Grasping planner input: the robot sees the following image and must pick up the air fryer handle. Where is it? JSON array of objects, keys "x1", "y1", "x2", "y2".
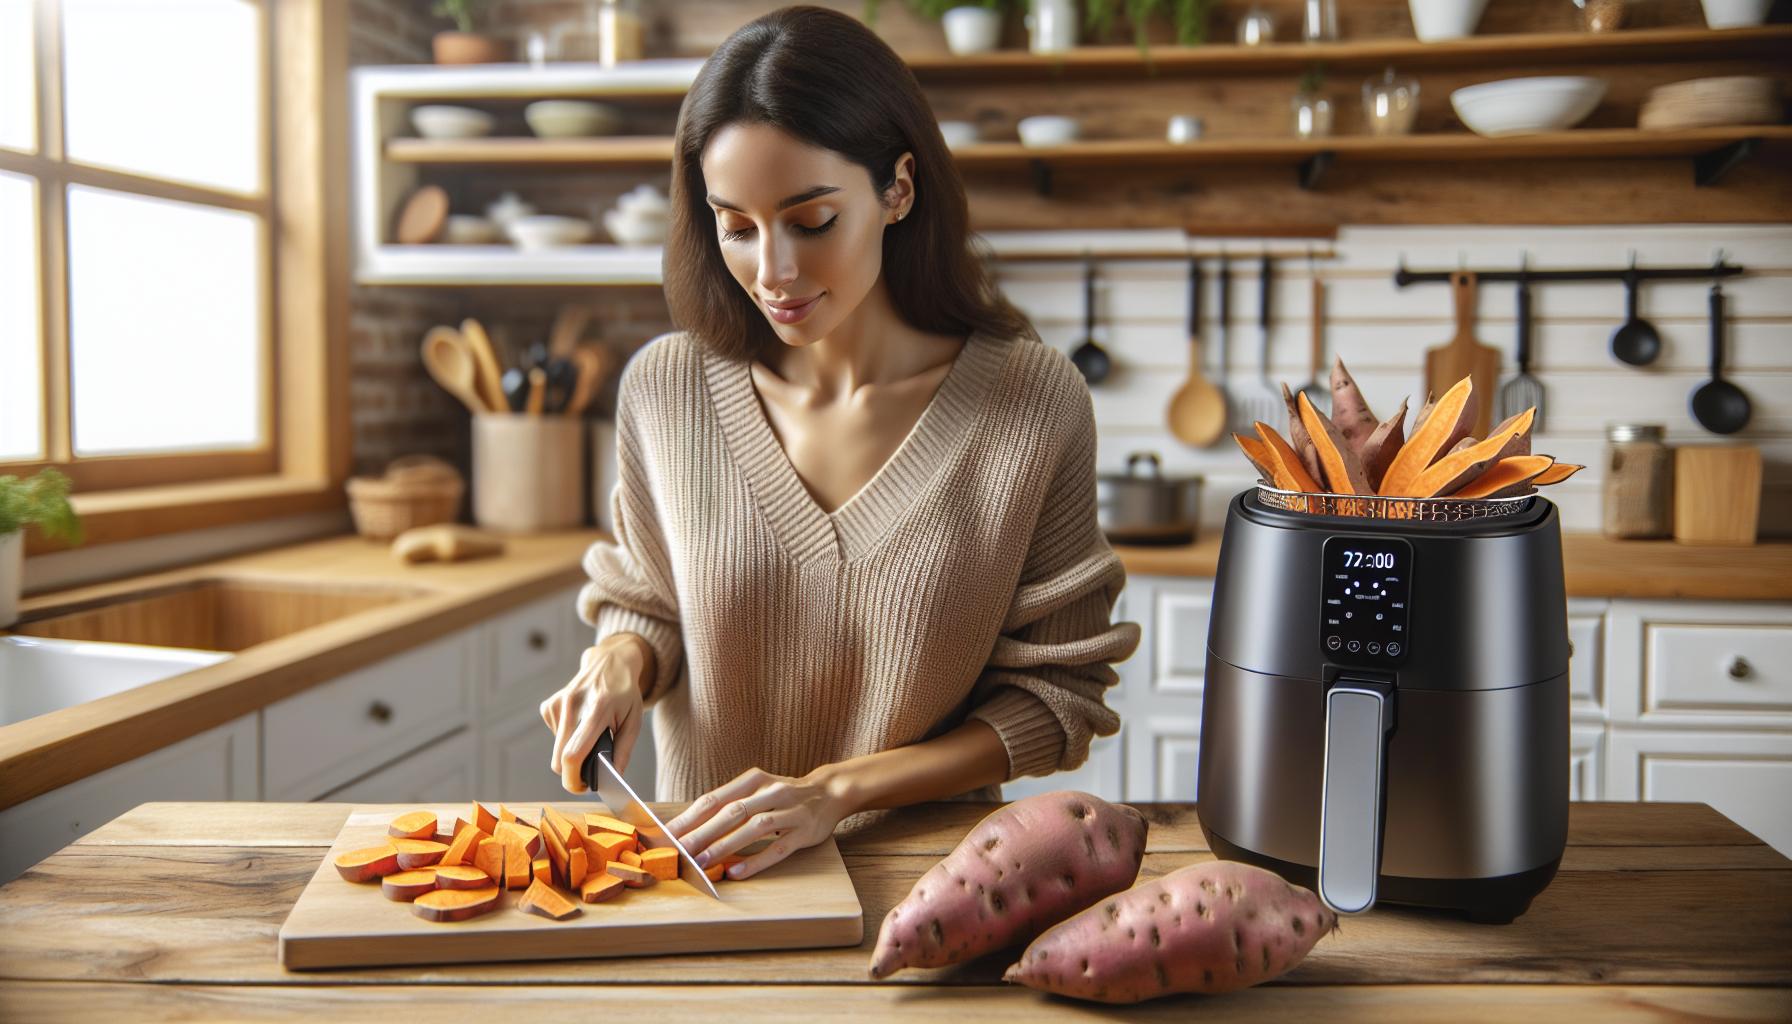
[{"x1": 1318, "y1": 678, "x2": 1394, "y2": 915}]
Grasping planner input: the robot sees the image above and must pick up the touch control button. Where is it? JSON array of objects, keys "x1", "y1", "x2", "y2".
[
  {"x1": 1327, "y1": 635, "x2": 1342, "y2": 651},
  {"x1": 1367, "y1": 641, "x2": 1381, "y2": 654},
  {"x1": 1346, "y1": 640, "x2": 1361, "y2": 653},
  {"x1": 1386, "y1": 642, "x2": 1401, "y2": 656}
]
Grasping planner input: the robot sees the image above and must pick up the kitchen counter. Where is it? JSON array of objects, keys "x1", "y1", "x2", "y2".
[
  {"x1": 0, "y1": 530, "x2": 607, "y2": 811},
  {"x1": 0, "y1": 800, "x2": 1785, "y2": 1019},
  {"x1": 1113, "y1": 531, "x2": 1792, "y2": 601}
]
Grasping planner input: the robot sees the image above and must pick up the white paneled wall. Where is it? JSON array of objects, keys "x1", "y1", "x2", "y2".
[{"x1": 990, "y1": 224, "x2": 1792, "y2": 535}]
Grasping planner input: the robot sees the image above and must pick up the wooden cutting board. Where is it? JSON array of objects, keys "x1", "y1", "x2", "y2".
[
  {"x1": 278, "y1": 802, "x2": 864, "y2": 970},
  {"x1": 1424, "y1": 270, "x2": 1500, "y2": 439}
]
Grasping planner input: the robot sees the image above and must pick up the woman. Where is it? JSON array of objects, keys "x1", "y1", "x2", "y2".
[{"x1": 540, "y1": 5, "x2": 1139, "y2": 882}]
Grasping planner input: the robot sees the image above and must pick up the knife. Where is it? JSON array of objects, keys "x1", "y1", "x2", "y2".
[{"x1": 581, "y1": 728, "x2": 722, "y2": 899}]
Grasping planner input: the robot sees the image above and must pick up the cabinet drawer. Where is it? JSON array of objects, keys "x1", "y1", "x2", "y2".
[
  {"x1": 1605, "y1": 730, "x2": 1792, "y2": 859},
  {"x1": 487, "y1": 589, "x2": 577, "y2": 706},
  {"x1": 1645, "y1": 623, "x2": 1792, "y2": 715},
  {"x1": 1566, "y1": 600, "x2": 1605, "y2": 716},
  {"x1": 1153, "y1": 584, "x2": 1212, "y2": 696},
  {"x1": 319, "y1": 727, "x2": 480, "y2": 805},
  {"x1": 263, "y1": 632, "x2": 473, "y2": 801}
]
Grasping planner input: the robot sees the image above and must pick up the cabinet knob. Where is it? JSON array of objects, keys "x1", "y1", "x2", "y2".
[
  {"x1": 368, "y1": 700, "x2": 394, "y2": 724},
  {"x1": 1726, "y1": 657, "x2": 1752, "y2": 681},
  {"x1": 528, "y1": 630, "x2": 548, "y2": 651}
]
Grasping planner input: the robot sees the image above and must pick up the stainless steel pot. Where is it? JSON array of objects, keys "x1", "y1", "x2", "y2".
[{"x1": 1096, "y1": 451, "x2": 1202, "y2": 545}]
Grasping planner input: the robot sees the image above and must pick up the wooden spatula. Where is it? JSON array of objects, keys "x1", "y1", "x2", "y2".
[{"x1": 1425, "y1": 271, "x2": 1500, "y2": 438}]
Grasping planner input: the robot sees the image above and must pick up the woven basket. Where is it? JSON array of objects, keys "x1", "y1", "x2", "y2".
[{"x1": 346, "y1": 455, "x2": 466, "y2": 540}]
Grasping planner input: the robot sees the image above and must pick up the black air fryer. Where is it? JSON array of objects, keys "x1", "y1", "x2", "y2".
[{"x1": 1196, "y1": 487, "x2": 1569, "y2": 924}]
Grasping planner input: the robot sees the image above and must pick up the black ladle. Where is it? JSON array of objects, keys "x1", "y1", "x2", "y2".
[
  {"x1": 1689, "y1": 281, "x2": 1751, "y2": 435},
  {"x1": 1610, "y1": 267, "x2": 1661, "y2": 366},
  {"x1": 1069, "y1": 261, "x2": 1111, "y2": 385}
]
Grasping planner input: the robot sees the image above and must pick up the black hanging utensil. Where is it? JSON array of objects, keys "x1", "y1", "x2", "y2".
[
  {"x1": 1496, "y1": 261, "x2": 1545, "y2": 427},
  {"x1": 1610, "y1": 262, "x2": 1662, "y2": 367},
  {"x1": 1069, "y1": 259, "x2": 1111, "y2": 385},
  {"x1": 1689, "y1": 281, "x2": 1751, "y2": 435}
]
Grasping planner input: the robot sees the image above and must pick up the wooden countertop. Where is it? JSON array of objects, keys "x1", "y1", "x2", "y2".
[
  {"x1": 0, "y1": 530, "x2": 607, "y2": 812},
  {"x1": 1114, "y1": 531, "x2": 1792, "y2": 601},
  {"x1": 0, "y1": 800, "x2": 1784, "y2": 1019}
]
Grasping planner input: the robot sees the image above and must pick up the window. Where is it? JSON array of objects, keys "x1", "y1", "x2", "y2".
[{"x1": 1, "y1": 0, "x2": 276, "y2": 490}]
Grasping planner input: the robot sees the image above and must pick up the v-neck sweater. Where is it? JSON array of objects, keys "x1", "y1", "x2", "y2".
[{"x1": 575, "y1": 329, "x2": 1141, "y2": 825}]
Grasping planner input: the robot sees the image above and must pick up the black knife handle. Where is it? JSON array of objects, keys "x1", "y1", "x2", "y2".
[{"x1": 580, "y1": 727, "x2": 616, "y2": 794}]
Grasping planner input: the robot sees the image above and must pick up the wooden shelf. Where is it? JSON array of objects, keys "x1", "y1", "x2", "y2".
[
  {"x1": 904, "y1": 25, "x2": 1792, "y2": 80},
  {"x1": 355, "y1": 244, "x2": 664, "y2": 286},
  {"x1": 386, "y1": 135, "x2": 674, "y2": 165}
]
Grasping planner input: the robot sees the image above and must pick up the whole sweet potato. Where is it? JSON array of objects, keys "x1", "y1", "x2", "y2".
[
  {"x1": 866, "y1": 791, "x2": 1148, "y2": 979},
  {"x1": 1002, "y1": 860, "x2": 1338, "y2": 1004}
]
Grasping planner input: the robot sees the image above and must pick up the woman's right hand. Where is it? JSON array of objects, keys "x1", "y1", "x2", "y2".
[{"x1": 540, "y1": 632, "x2": 653, "y2": 794}]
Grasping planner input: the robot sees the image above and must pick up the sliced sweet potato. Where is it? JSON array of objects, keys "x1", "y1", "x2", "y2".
[
  {"x1": 413, "y1": 886, "x2": 500, "y2": 923},
  {"x1": 1380, "y1": 376, "x2": 1476, "y2": 497},
  {"x1": 433, "y1": 865, "x2": 492, "y2": 891},
  {"x1": 471, "y1": 801, "x2": 498, "y2": 836},
  {"x1": 568, "y1": 846, "x2": 589, "y2": 889},
  {"x1": 541, "y1": 805, "x2": 578, "y2": 848},
  {"x1": 1532, "y1": 462, "x2": 1584, "y2": 486},
  {"x1": 1280, "y1": 384, "x2": 1325, "y2": 483},
  {"x1": 580, "y1": 872, "x2": 626, "y2": 903},
  {"x1": 1358, "y1": 397, "x2": 1408, "y2": 492},
  {"x1": 473, "y1": 836, "x2": 504, "y2": 884},
  {"x1": 1328, "y1": 356, "x2": 1379, "y2": 451},
  {"x1": 495, "y1": 820, "x2": 544, "y2": 859},
  {"x1": 606, "y1": 861, "x2": 654, "y2": 888},
  {"x1": 640, "y1": 847, "x2": 680, "y2": 882},
  {"x1": 1254, "y1": 422, "x2": 1323, "y2": 493},
  {"x1": 499, "y1": 804, "x2": 519, "y2": 825},
  {"x1": 589, "y1": 830, "x2": 636, "y2": 859},
  {"x1": 392, "y1": 838, "x2": 449, "y2": 870},
  {"x1": 1449, "y1": 455, "x2": 1555, "y2": 499},
  {"x1": 441, "y1": 824, "x2": 486, "y2": 868},
  {"x1": 1408, "y1": 419, "x2": 1528, "y2": 499},
  {"x1": 542, "y1": 814, "x2": 571, "y2": 883},
  {"x1": 381, "y1": 868, "x2": 438, "y2": 902},
  {"x1": 387, "y1": 811, "x2": 437, "y2": 840},
  {"x1": 1232, "y1": 433, "x2": 1280, "y2": 485},
  {"x1": 1487, "y1": 407, "x2": 1535, "y2": 458},
  {"x1": 335, "y1": 843, "x2": 399, "y2": 883},
  {"x1": 704, "y1": 856, "x2": 744, "y2": 882},
  {"x1": 519, "y1": 878, "x2": 582, "y2": 920},
  {"x1": 1297, "y1": 392, "x2": 1371, "y2": 495},
  {"x1": 620, "y1": 848, "x2": 643, "y2": 868},
  {"x1": 532, "y1": 857, "x2": 552, "y2": 887},
  {"x1": 504, "y1": 838, "x2": 532, "y2": 890},
  {"x1": 585, "y1": 813, "x2": 637, "y2": 840}
]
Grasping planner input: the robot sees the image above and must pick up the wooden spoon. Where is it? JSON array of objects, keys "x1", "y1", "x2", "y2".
[
  {"x1": 564, "y1": 344, "x2": 610, "y2": 417},
  {"x1": 1168, "y1": 258, "x2": 1225, "y2": 447},
  {"x1": 459, "y1": 317, "x2": 509, "y2": 414},
  {"x1": 420, "y1": 326, "x2": 488, "y2": 414}
]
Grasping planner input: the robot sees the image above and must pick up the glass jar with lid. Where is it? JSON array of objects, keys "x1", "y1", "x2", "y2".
[{"x1": 1602, "y1": 423, "x2": 1674, "y2": 539}]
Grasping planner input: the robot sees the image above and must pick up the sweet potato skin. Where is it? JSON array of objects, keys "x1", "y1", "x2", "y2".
[
  {"x1": 867, "y1": 791, "x2": 1148, "y2": 980},
  {"x1": 1002, "y1": 860, "x2": 1338, "y2": 1004}
]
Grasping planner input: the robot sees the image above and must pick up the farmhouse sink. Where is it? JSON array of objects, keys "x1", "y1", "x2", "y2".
[
  {"x1": 5, "y1": 577, "x2": 432, "y2": 652},
  {"x1": 0, "y1": 636, "x2": 233, "y2": 728}
]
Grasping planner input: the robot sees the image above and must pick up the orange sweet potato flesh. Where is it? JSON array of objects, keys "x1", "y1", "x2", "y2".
[
  {"x1": 1328, "y1": 356, "x2": 1379, "y2": 451},
  {"x1": 580, "y1": 872, "x2": 626, "y2": 903},
  {"x1": 495, "y1": 820, "x2": 544, "y2": 859},
  {"x1": 433, "y1": 864, "x2": 492, "y2": 890},
  {"x1": 382, "y1": 868, "x2": 438, "y2": 902},
  {"x1": 441, "y1": 824, "x2": 487, "y2": 868},
  {"x1": 474, "y1": 836, "x2": 504, "y2": 885},
  {"x1": 585, "y1": 813, "x2": 637, "y2": 840},
  {"x1": 1380, "y1": 376, "x2": 1476, "y2": 497},
  {"x1": 1297, "y1": 392, "x2": 1371, "y2": 495},
  {"x1": 1232, "y1": 433, "x2": 1280, "y2": 485},
  {"x1": 606, "y1": 861, "x2": 655, "y2": 888},
  {"x1": 335, "y1": 844, "x2": 400, "y2": 883},
  {"x1": 1279, "y1": 384, "x2": 1325, "y2": 483},
  {"x1": 640, "y1": 847, "x2": 680, "y2": 882},
  {"x1": 1409, "y1": 408, "x2": 1533, "y2": 499},
  {"x1": 1532, "y1": 462, "x2": 1583, "y2": 486},
  {"x1": 568, "y1": 846, "x2": 589, "y2": 888},
  {"x1": 1253, "y1": 423, "x2": 1322, "y2": 493},
  {"x1": 413, "y1": 886, "x2": 500, "y2": 923},
  {"x1": 387, "y1": 811, "x2": 437, "y2": 840},
  {"x1": 1450, "y1": 455, "x2": 1555, "y2": 499},
  {"x1": 471, "y1": 801, "x2": 498, "y2": 836},
  {"x1": 1358, "y1": 397, "x2": 1407, "y2": 492},
  {"x1": 532, "y1": 857, "x2": 553, "y2": 887},
  {"x1": 519, "y1": 878, "x2": 582, "y2": 920},
  {"x1": 504, "y1": 839, "x2": 532, "y2": 890},
  {"x1": 392, "y1": 838, "x2": 449, "y2": 870}
]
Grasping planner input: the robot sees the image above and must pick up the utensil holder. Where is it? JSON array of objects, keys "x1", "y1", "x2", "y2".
[{"x1": 472, "y1": 413, "x2": 585, "y2": 532}]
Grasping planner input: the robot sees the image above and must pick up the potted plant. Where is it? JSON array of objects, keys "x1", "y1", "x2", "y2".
[
  {"x1": 864, "y1": 0, "x2": 1018, "y2": 56},
  {"x1": 0, "y1": 469, "x2": 82, "y2": 628},
  {"x1": 1084, "y1": 0, "x2": 1213, "y2": 56},
  {"x1": 431, "y1": 0, "x2": 511, "y2": 65}
]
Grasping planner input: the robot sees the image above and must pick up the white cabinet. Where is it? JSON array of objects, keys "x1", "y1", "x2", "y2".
[
  {"x1": 1605, "y1": 729, "x2": 1792, "y2": 856},
  {"x1": 262, "y1": 629, "x2": 475, "y2": 801},
  {"x1": 319, "y1": 727, "x2": 481, "y2": 805},
  {"x1": 0, "y1": 713, "x2": 257, "y2": 885}
]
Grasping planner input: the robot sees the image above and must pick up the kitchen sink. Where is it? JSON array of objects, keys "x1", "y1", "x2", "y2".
[
  {"x1": 0, "y1": 636, "x2": 233, "y2": 728},
  {"x1": 5, "y1": 577, "x2": 432, "y2": 652}
]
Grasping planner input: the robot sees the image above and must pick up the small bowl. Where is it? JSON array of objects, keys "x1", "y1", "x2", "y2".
[
  {"x1": 1017, "y1": 115, "x2": 1080, "y2": 148},
  {"x1": 603, "y1": 209, "x2": 667, "y2": 247},
  {"x1": 938, "y1": 120, "x2": 978, "y2": 149},
  {"x1": 506, "y1": 214, "x2": 593, "y2": 250},
  {"x1": 524, "y1": 100, "x2": 621, "y2": 138},
  {"x1": 615, "y1": 184, "x2": 669, "y2": 217},
  {"x1": 1450, "y1": 76, "x2": 1607, "y2": 137},
  {"x1": 442, "y1": 214, "x2": 502, "y2": 244},
  {"x1": 411, "y1": 104, "x2": 494, "y2": 139}
]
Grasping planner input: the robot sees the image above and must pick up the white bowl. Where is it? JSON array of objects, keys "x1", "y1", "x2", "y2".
[
  {"x1": 1699, "y1": 0, "x2": 1772, "y2": 27},
  {"x1": 1408, "y1": 0, "x2": 1490, "y2": 42},
  {"x1": 1450, "y1": 76, "x2": 1607, "y2": 137},
  {"x1": 938, "y1": 120, "x2": 978, "y2": 149},
  {"x1": 603, "y1": 209, "x2": 667, "y2": 247},
  {"x1": 615, "y1": 184, "x2": 669, "y2": 217},
  {"x1": 1018, "y1": 115, "x2": 1080, "y2": 148},
  {"x1": 505, "y1": 214, "x2": 592, "y2": 250},
  {"x1": 411, "y1": 104, "x2": 494, "y2": 139},
  {"x1": 524, "y1": 99, "x2": 621, "y2": 138},
  {"x1": 485, "y1": 190, "x2": 536, "y2": 231},
  {"x1": 442, "y1": 214, "x2": 502, "y2": 244}
]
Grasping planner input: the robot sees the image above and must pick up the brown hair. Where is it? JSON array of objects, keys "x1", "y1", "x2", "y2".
[{"x1": 662, "y1": 5, "x2": 1036, "y2": 362}]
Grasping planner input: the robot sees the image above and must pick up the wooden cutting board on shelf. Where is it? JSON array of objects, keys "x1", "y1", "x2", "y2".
[
  {"x1": 1424, "y1": 270, "x2": 1500, "y2": 439},
  {"x1": 278, "y1": 802, "x2": 864, "y2": 970}
]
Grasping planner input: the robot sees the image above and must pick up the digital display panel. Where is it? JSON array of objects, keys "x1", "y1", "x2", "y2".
[{"x1": 1320, "y1": 536, "x2": 1412, "y2": 664}]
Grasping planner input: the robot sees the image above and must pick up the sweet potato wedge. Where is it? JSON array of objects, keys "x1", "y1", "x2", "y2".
[
  {"x1": 1379, "y1": 376, "x2": 1476, "y2": 497},
  {"x1": 1254, "y1": 422, "x2": 1323, "y2": 492},
  {"x1": 335, "y1": 843, "x2": 400, "y2": 883},
  {"x1": 580, "y1": 872, "x2": 625, "y2": 903},
  {"x1": 1297, "y1": 392, "x2": 1371, "y2": 495},
  {"x1": 1328, "y1": 356, "x2": 1379, "y2": 451},
  {"x1": 433, "y1": 865, "x2": 492, "y2": 891},
  {"x1": 585, "y1": 813, "x2": 638, "y2": 840},
  {"x1": 392, "y1": 838, "x2": 449, "y2": 871},
  {"x1": 387, "y1": 811, "x2": 437, "y2": 840},
  {"x1": 1532, "y1": 462, "x2": 1584, "y2": 486},
  {"x1": 1279, "y1": 384, "x2": 1325, "y2": 483},
  {"x1": 606, "y1": 861, "x2": 655, "y2": 888},
  {"x1": 381, "y1": 868, "x2": 438, "y2": 902},
  {"x1": 441, "y1": 824, "x2": 487, "y2": 868},
  {"x1": 1232, "y1": 433, "x2": 1280, "y2": 485},
  {"x1": 413, "y1": 886, "x2": 500, "y2": 923},
  {"x1": 640, "y1": 847, "x2": 680, "y2": 882},
  {"x1": 519, "y1": 878, "x2": 581, "y2": 920},
  {"x1": 1409, "y1": 410, "x2": 1532, "y2": 499},
  {"x1": 471, "y1": 801, "x2": 498, "y2": 836},
  {"x1": 1449, "y1": 455, "x2": 1555, "y2": 499},
  {"x1": 1357, "y1": 397, "x2": 1408, "y2": 491}
]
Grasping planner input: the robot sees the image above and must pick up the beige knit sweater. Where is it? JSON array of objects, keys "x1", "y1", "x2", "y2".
[{"x1": 575, "y1": 328, "x2": 1140, "y2": 818}]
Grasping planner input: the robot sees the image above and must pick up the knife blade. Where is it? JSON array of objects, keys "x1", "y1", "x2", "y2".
[{"x1": 581, "y1": 728, "x2": 722, "y2": 899}]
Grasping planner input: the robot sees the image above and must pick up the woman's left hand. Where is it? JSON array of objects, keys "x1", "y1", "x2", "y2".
[{"x1": 663, "y1": 766, "x2": 852, "y2": 881}]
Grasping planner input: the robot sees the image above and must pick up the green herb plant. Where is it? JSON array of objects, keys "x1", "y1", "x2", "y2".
[
  {"x1": 0, "y1": 468, "x2": 82, "y2": 544},
  {"x1": 431, "y1": 0, "x2": 494, "y2": 34}
]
